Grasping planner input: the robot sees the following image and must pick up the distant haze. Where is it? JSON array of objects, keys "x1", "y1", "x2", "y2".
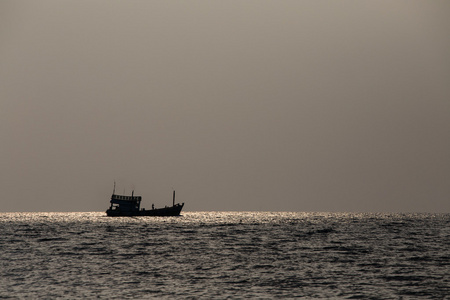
[{"x1": 1, "y1": 1, "x2": 449, "y2": 212}]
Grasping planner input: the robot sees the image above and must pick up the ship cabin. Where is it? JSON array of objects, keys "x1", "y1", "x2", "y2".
[{"x1": 109, "y1": 191, "x2": 142, "y2": 212}]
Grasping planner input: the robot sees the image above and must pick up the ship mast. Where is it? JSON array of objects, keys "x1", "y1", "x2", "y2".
[{"x1": 173, "y1": 190, "x2": 175, "y2": 206}]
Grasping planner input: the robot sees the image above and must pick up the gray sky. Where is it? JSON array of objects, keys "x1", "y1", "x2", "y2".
[{"x1": 1, "y1": 1, "x2": 449, "y2": 213}]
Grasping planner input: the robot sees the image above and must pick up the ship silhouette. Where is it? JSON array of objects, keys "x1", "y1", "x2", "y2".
[{"x1": 106, "y1": 184, "x2": 184, "y2": 217}]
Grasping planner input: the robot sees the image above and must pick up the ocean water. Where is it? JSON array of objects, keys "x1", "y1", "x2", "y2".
[{"x1": 0, "y1": 212, "x2": 449, "y2": 299}]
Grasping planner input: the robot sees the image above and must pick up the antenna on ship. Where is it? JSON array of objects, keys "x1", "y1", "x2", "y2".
[
  {"x1": 173, "y1": 190, "x2": 175, "y2": 206},
  {"x1": 113, "y1": 181, "x2": 116, "y2": 195}
]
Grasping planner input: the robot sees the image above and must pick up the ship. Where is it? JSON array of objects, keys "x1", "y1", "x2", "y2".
[{"x1": 106, "y1": 185, "x2": 184, "y2": 217}]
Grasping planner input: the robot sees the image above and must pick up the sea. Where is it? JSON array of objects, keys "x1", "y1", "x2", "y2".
[{"x1": 0, "y1": 212, "x2": 449, "y2": 299}]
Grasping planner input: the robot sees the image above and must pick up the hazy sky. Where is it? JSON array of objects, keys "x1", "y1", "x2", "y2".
[{"x1": 1, "y1": 1, "x2": 449, "y2": 213}]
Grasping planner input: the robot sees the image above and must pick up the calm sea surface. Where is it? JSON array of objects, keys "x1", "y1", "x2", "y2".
[{"x1": 0, "y1": 212, "x2": 449, "y2": 299}]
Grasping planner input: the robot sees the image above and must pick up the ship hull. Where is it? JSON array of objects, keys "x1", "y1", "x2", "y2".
[{"x1": 106, "y1": 203, "x2": 184, "y2": 217}]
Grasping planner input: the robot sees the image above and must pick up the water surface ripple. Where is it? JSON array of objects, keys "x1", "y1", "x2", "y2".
[{"x1": 0, "y1": 212, "x2": 449, "y2": 298}]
